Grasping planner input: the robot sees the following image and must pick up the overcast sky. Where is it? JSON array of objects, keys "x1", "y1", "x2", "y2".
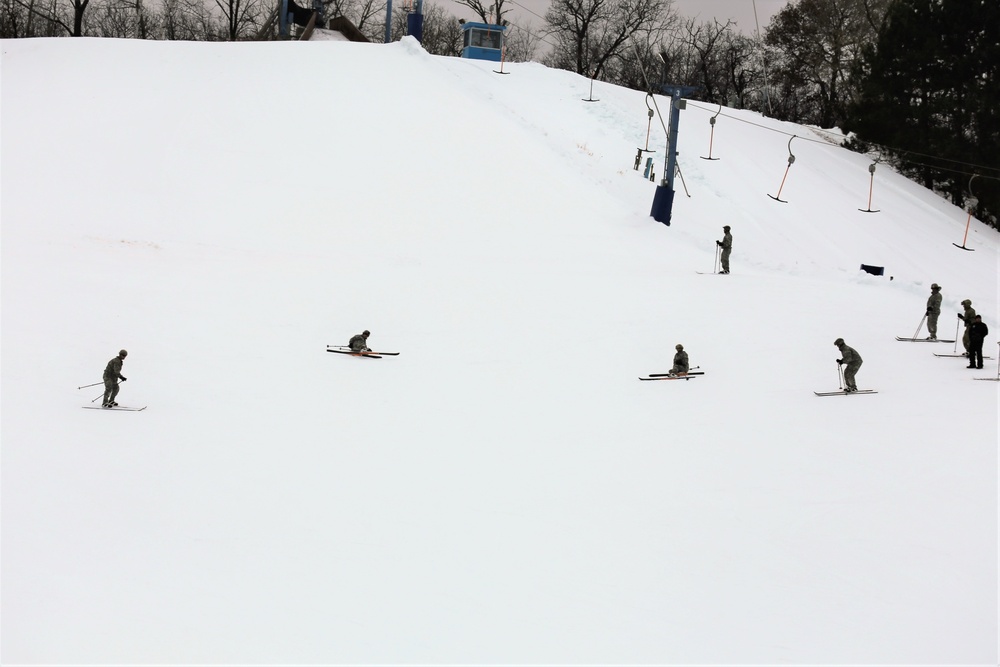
[
  {"x1": 671, "y1": 0, "x2": 786, "y2": 32},
  {"x1": 445, "y1": 0, "x2": 788, "y2": 37}
]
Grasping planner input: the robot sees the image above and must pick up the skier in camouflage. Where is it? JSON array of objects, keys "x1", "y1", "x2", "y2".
[
  {"x1": 349, "y1": 330, "x2": 371, "y2": 352},
  {"x1": 716, "y1": 225, "x2": 732, "y2": 274},
  {"x1": 670, "y1": 344, "x2": 689, "y2": 376},
  {"x1": 958, "y1": 300, "x2": 976, "y2": 356},
  {"x1": 834, "y1": 338, "x2": 862, "y2": 392},
  {"x1": 925, "y1": 283, "x2": 942, "y2": 340},
  {"x1": 102, "y1": 349, "x2": 128, "y2": 407}
]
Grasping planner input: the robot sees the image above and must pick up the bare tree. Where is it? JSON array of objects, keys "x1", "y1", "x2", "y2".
[
  {"x1": 543, "y1": 0, "x2": 674, "y2": 82},
  {"x1": 90, "y1": 0, "x2": 157, "y2": 37},
  {"x1": 328, "y1": 0, "x2": 385, "y2": 40},
  {"x1": 10, "y1": 0, "x2": 86, "y2": 35},
  {"x1": 415, "y1": 3, "x2": 462, "y2": 55},
  {"x1": 764, "y1": 0, "x2": 890, "y2": 127},
  {"x1": 1, "y1": 0, "x2": 63, "y2": 36},
  {"x1": 502, "y1": 21, "x2": 541, "y2": 62},
  {"x1": 452, "y1": 0, "x2": 508, "y2": 25},
  {"x1": 680, "y1": 18, "x2": 734, "y2": 103},
  {"x1": 158, "y1": 0, "x2": 211, "y2": 39},
  {"x1": 67, "y1": 0, "x2": 88, "y2": 33},
  {"x1": 213, "y1": 0, "x2": 265, "y2": 39}
]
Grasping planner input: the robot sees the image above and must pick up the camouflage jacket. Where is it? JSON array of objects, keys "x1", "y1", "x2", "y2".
[
  {"x1": 837, "y1": 343, "x2": 862, "y2": 366},
  {"x1": 103, "y1": 356, "x2": 125, "y2": 382},
  {"x1": 926, "y1": 291, "x2": 942, "y2": 315},
  {"x1": 671, "y1": 350, "x2": 689, "y2": 373}
]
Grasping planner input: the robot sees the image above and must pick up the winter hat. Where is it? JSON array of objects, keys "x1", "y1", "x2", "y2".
[
  {"x1": 961, "y1": 299, "x2": 972, "y2": 306},
  {"x1": 834, "y1": 338, "x2": 844, "y2": 346},
  {"x1": 675, "y1": 344, "x2": 684, "y2": 350},
  {"x1": 931, "y1": 283, "x2": 940, "y2": 290},
  {"x1": 723, "y1": 225, "x2": 731, "y2": 231},
  {"x1": 119, "y1": 349, "x2": 128, "y2": 357},
  {"x1": 362, "y1": 330, "x2": 370, "y2": 336}
]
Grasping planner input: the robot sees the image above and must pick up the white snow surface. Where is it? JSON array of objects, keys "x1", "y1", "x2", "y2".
[{"x1": 1, "y1": 37, "x2": 998, "y2": 664}]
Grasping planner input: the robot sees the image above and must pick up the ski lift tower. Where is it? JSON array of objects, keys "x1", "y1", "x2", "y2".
[
  {"x1": 650, "y1": 84, "x2": 698, "y2": 226},
  {"x1": 407, "y1": 0, "x2": 423, "y2": 41}
]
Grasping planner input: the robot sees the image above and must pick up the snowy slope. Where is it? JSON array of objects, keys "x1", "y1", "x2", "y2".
[{"x1": 1, "y1": 37, "x2": 997, "y2": 664}]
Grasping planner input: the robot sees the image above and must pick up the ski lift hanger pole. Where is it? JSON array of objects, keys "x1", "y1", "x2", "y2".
[
  {"x1": 701, "y1": 104, "x2": 722, "y2": 160},
  {"x1": 639, "y1": 93, "x2": 655, "y2": 151},
  {"x1": 859, "y1": 154, "x2": 880, "y2": 213},
  {"x1": 767, "y1": 135, "x2": 797, "y2": 203},
  {"x1": 583, "y1": 70, "x2": 599, "y2": 101},
  {"x1": 954, "y1": 173, "x2": 979, "y2": 251}
]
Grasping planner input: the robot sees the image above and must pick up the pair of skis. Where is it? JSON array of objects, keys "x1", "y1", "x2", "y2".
[
  {"x1": 942, "y1": 349, "x2": 999, "y2": 378},
  {"x1": 326, "y1": 345, "x2": 399, "y2": 359},
  {"x1": 82, "y1": 405, "x2": 146, "y2": 411},
  {"x1": 814, "y1": 361, "x2": 878, "y2": 396},
  {"x1": 638, "y1": 371, "x2": 704, "y2": 381},
  {"x1": 903, "y1": 334, "x2": 996, "y2": 372},
  {"x1": 933, "y1": 353, "x2": 993, "y2": 359}
]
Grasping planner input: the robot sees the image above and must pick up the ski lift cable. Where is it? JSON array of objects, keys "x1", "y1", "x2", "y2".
[{"x1": 682, "y1": 100, "x2": 1000, "y2": 180}]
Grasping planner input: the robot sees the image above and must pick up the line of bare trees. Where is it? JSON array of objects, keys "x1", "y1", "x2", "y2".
[
  {"x1": 0, "y1": 0, "x2": 947, "y2": 137},
  {"x1": 1, "y1": 0, "x2": 270, "y2": 39}
]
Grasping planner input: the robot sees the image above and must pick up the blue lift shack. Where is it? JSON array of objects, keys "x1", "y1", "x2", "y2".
[{"x1": 460, "y1": 22, "x2": 505, "y2": 62}]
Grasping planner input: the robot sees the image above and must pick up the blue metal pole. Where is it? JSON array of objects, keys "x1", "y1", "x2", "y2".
[
  {"x1": 384, "y1": 0, "x2": 392, "y2": 43},
  {"x1": 407, "y1": 0, "x2": 423, "y2": 41},
  {"x1": 665, "y1": 89, "x2": 681, "y2": 191},
  {"x1": 279, "y1": 0, "x2": 289, "y2": 37},
  {"x1": 650, "y1": 84, "x2": 697, "y2": 226}
]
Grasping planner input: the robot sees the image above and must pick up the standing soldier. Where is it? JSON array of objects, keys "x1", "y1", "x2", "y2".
[
  {"x1": 925, "y1": 283, "x2": 942, "y2": 340},
  {"x1": 670, "y1": 344, "x2": 690, "y2": 376},
  {"x1": 958, "y1": 299, "x2": 977, "y2": 356},
  {"x1": 716, "y1": 225, "x2": 733, "y2": 274},
  {"x1": 968, "y1": 315, "x2": 989, "y2": 369},
  {"x1": 834, "y1": 338, "x2": 863, "y2": 393},
  {"x1": 349, "y1": 330, "x2": 372, "y2": 353},
  {"x1": 102, "y1": 349, "x2": 128, "y2": 408}
]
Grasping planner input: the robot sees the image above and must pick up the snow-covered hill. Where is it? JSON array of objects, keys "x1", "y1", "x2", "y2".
[{"x1": 1, "y1": 36, "x2": 997, "y2": 663}]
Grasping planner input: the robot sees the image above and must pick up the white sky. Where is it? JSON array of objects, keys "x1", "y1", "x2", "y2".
[{"x1": 445, "y1": 0, "x2": 787, "y2": 35}]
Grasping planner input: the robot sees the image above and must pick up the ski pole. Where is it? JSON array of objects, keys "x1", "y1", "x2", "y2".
[
  {"x1": 837, "y1": 362, "x2": 844, "y2": 390},
  {"x1": 92, "y1": 390, "x2": 106, "y2": 403},
  {"x1": 953, "y1": 319, "x2": 961, "y2": 354},
  {"x1": 77, "y1": 381, "x2": 103, "y2": 390},
  {"x1": 714, "y1": 244, "x2": 720, "y2": 273},
  {"x1": 911, "y1": 314, "x2": 927, "y2": 340}
]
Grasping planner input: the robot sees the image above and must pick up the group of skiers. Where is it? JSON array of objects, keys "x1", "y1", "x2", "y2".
[
  {"x1": 700, "y1": 225, "x2": 991, "y2": 392},
  {"x1": 953, "y1": 294, "x2": 990, "y2": 369},
  {"x1": 95, "y1": 330, "x2": 375, "y2": 409},
  {"x1": 653, "y1": 226, "x2": 728, "y2": 378},
  {"x1": 834, "y1": 285, "x2": 988, "y2": 395},
  {"x1": 925, "y1": 283, "x2": 989, "y2": 367},
  {"x1": 95, "y1": 253, "x2": 990, "y2": 404},
  {"x1": 832, "y1": 285, "x2": 990, "y2": 393}
]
